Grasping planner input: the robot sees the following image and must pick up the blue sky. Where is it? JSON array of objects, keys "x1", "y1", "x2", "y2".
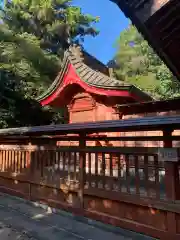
[{"x1": 73, "y1": 0, "x2": 129, "y2": 64}]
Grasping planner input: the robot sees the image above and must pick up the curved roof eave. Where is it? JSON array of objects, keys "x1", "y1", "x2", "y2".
[
  {"x1": 37, "y1": 45, "x2": 153, "y2": 104},
  {"x1": 37, "y1": 52, "x2": 69, "y2": 102}
]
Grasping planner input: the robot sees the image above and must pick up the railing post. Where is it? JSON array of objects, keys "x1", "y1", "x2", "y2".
[
  {"x1": 78, "y1": 133, "x2": 86, "y2": 209},
  {"x1": 163, "y1": 129, "x2": 179, "y2": 200},
  {"x1": 163, "y1": 129, "x2": 179, "y2": 235},
  {"x1": 27, "y1": 140, "x2": 33, "y2": 200}
]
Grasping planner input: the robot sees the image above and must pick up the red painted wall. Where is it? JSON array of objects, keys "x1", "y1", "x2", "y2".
[
  {"x1": 68, "y1": 92, "x2": 96, "y2": 123},
  {"x1": 67, "y1": 91, "x2": 124, "y2": 124}
]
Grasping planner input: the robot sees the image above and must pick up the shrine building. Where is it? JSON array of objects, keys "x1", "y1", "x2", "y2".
[{"x1": 38, "y1": 45, "x2": 152, "y2": 124}]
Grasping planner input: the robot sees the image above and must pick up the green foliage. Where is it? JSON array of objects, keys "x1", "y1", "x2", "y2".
[
  {"x1": 1, "y1": 0, "x2": 99, "y2": 55},
  {"x1": 0, "y1": 0, "x2": 99, "y2": 128},
  {"x1": 0, "y1": 25, "x2": 59, "y2": 97},
  {"x1": 0, "y1": 71, "x2": 65, "y2": 128},
  {"x1": 114, "y1": 24, "x2": 180, "y2": 99}
]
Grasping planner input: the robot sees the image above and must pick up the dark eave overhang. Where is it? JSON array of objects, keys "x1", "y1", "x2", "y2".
[
  {"x1": 111, "y1": 0, "x2": 180, "y2": 81},
  {"x1": 117, "y1": 97, "x2": 180, "y2": 115}
]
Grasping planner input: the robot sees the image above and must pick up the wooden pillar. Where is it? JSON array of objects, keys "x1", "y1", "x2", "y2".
[
  {"x1": 163, "y1": 130, "x2": 179, "y2": 200},
  {"x1": 27, "y1": 140, "x2": 32, "y2": 200},
  {"x1": 27, "y1": 141, "x2": 32, "y2": 171},
  {"x1": 163, "y1": 129, "x2": 179, "y2": 235},
  {"x1": 78, "y1": 133, "x2": 86, "y2": 208}
]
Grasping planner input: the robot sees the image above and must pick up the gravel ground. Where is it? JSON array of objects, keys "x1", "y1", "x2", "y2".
[
  {"x1": 0, "y1": 223, "x2": 34, "y2": 240},
  {"x1": 0, "y1": 193, "x2": 156, "y2": 240}
]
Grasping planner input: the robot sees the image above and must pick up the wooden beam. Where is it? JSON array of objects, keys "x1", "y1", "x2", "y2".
[{"x1": 0, "y1": 114, "x2": 180, "y2": 136}]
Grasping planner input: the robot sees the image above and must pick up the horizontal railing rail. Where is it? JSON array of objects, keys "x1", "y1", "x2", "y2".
[
  {"x1": 0, "y1": 115, "x2": 180, "y2": 136},
  {"x1": 1, "y1": 135, "x2": 180, "y2": 141},
  {"x1": 0, "y1": 145, "x2": 160, "y2": 152}
]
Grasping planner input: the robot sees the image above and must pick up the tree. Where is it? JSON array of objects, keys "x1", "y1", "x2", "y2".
[
  {"x1": 114, "y1": 24, "x2": 180, "y2": 99},
  {"x1": 0, "y1": 0, "x2": 99, "y2": 127},
  {"x1": 0, "y1": 70, "x2": 66, "y2": 128},
  {"x1": 1, "y1": 0, "x2": 99, "y2": 55},
  {"x1": 0, "y1": 24, "x2": 59, "y2": 97}
]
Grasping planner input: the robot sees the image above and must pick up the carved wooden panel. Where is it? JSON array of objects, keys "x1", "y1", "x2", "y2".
[
  {"x1": 69, "y1": 93, "x2": 95, "y2": 112},
  {"x1": 71, "y1": 110, "x2": 94, "y2": 123},
  {"x1": 68, "y1": 92, "x2": 96, "y2": 123}
]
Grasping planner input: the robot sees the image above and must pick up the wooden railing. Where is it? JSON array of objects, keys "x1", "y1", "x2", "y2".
[
  {"x1": 0, "y1": 145, "x2": 165, "y2": 198},
  {"x1": 0, "y1": 115, "x2": 180, "y2": 239}
]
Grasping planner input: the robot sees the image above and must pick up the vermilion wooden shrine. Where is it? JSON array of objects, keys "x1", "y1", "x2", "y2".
[{"x1": 38, "y1": 45, "x2": 152, "y2": 124}]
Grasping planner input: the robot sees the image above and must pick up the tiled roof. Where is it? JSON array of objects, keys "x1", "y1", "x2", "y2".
[
  {"x1": 38, "y1": 45, "x2": 152, "y2": 102},
  {"x1": 65, "y1": 45, "x2": 131, "y2": 89}
]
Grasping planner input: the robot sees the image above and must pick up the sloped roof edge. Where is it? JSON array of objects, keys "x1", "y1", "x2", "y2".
[{"x1": 37, "y1": 45, "x2": 153, "y2": 103}]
